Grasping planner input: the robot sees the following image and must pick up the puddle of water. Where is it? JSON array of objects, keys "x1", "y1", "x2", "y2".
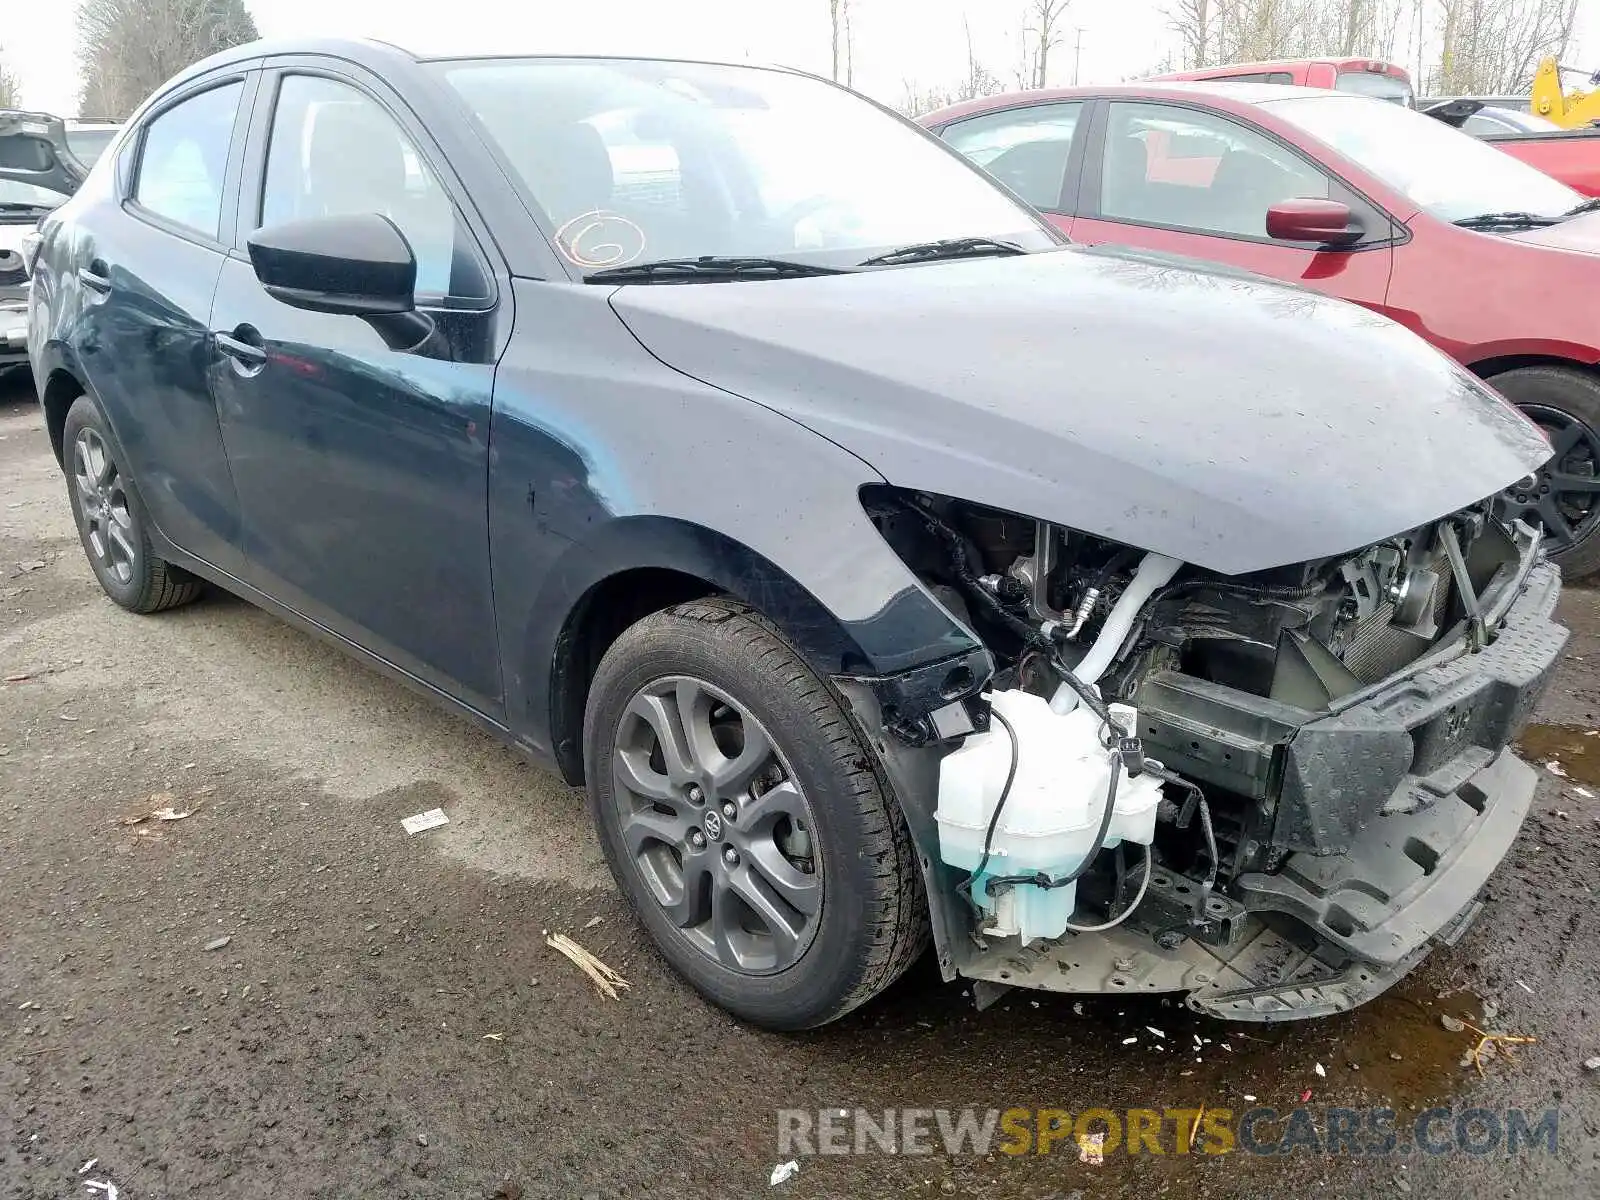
[{"x1": 1515, "y1": 723, "x2": 1600, "y2": 787}]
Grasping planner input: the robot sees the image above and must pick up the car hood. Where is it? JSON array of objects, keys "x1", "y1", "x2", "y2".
[
  {"x1": 608, "y1": 246, "x2": 1550, "y2": 575},
  {"x1": 1505, "y1": 209, "x2": 1600, "y2": 256}
]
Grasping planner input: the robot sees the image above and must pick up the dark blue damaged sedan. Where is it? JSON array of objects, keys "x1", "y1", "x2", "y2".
[{"x1": 17, "y1": 38, "x2": 1562, "y2": 1029}]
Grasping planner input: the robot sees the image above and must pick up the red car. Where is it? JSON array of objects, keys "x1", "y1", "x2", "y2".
[
  {"x1": 1424, "y1": 99, "x2": 1600, "y2": 196},
  {"x1": 921, "y1": 82, "x2": 1600, "y2": 573},
  {"x1": 1153, "y1": 57, "x2": 1415, "y2": 105}
]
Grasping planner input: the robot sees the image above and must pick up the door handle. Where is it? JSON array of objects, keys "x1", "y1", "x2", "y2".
[
  {"x1": 78, "y1": 263, "x2": 111, "y2": 293},
  {"x1": 214, "y1": 328, "x2": 268, "y2": 375}
]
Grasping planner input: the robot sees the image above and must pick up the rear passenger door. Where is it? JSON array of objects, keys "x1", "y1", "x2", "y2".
[
  {"x1": 207, "y1": 62, "x2": 506, "y2": 717},
  {"x1": 936, "y1": 101, "x2": 1087, "y2": 235},
  {"x1": 65, "y1": 72, "x2": 257, "y2": 577},
  {"x1": 1072, "y1": 100, "x2": 1394, "y2": 309}
]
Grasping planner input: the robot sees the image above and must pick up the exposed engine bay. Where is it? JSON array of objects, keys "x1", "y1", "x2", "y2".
[{"x1": 860, "y1": 486, "x2": 1563, "y2": 1020}]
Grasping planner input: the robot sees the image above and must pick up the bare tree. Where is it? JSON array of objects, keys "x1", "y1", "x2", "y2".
[
  {"x1": 1434, "y1": 0, "x2": 1578, "y2": 93},
  {"x1": 76, "y1": 0, "x2": 258, "y2": 119},
  {"x1": 1167, "y1": 0, "x2": 1216, "y2": 68},
  {"x1": 0, "y1": 49, "x2": 21, "y2": 110},
  {"x1": 828, "y1": 0, "x2": 857, "y2": 84},
  {"x1": 1021, "y1": 0, "x2": 1072, "y2": 88},
  {"x1": 1168, "y1": 0, "x2": 1408, "y2": 70},
  {"x1": 895, "y1": 18, "x2": 1008, "y2": 117},
  {"x1": 844, "y1": 0, "x2": 855, "y2": 87}
]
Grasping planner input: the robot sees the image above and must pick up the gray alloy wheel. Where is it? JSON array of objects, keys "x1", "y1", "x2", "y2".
[
  {"x1": 60, "y1": 395, "x2": 202, "y2": 614},
  {"x1": 584, "y1": 597, "x2": 928, "y2": 1029},
  {"x1": 72, "y1": 427, "x2": 138, "y2": 586},
  {"x1": 611, "y1": 675, "x2": 822, "y2": 975}
]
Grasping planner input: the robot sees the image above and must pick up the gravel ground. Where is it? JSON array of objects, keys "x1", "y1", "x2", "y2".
[{"x1": 2, "y1": 374, "x2": 1598, "y2": 1199}]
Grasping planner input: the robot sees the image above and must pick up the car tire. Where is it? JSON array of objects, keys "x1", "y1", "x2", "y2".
[
  {"x1": 1489, "y1": 365, "x2": 1600, "y2": 579},
  {"x1": 583, "y1": 596, "x2": 929, "y2": 1030},
  {"x1": 61, "y1": 395, "x2": 203, "y2": 614}
]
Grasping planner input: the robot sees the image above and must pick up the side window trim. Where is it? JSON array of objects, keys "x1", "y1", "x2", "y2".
[
  {"x1": 234, "y1": 61, "x2": 498, "y2": 312},
  {"x1": 1084, "y1": 99, "x2": 1400, "y2": 250},
  {"x1": 124, "y1": 70, "x2": 261, "y2": 252}
]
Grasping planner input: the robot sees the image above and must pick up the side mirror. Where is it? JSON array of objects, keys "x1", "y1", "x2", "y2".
[
  {"x1": 1265, "y1": 198, "x2": 1365, "y2": 247},
  {"x1": 247, "y1": 213, "x2": 444, "y2": 355}
]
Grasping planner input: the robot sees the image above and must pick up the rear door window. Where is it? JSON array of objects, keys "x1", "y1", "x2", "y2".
[
  {"x1": 134, "y1": 82, "x2": 244, "y2": 239},
  {"x1": 940, "y1": 102, "x2": 1084, "y2": 212}
]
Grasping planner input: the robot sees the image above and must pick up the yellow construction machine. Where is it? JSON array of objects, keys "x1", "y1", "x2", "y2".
[{"x1": 1531, "y1": 57, "x2": 1600, "y2": 128}]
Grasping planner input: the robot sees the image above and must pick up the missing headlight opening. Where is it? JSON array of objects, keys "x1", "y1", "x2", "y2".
[{"x1": 861, "y1": 486, "x2": 1561, "y2": 1022}]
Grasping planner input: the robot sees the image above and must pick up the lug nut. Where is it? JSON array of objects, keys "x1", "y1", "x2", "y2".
[
  {"x1": 721, "y1": 801, "x2": 736, "y2": 820},
  {"x1": 722, "y1": 847, "x2": 739, "y2": 867},
  {"x1": 687, "y1": 785, "x2": 704, "y2": 804},
  {"x1": 689, "y1": 830, "x2": 706, "y2": 849}
]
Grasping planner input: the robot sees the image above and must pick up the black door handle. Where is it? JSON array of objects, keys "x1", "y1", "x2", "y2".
[
  {"x1": 214, "y1": 330, "x2": 267, "y2": 367},
  {"x1": 78, "y1": 263, "x2": 111, "y2": 293}
]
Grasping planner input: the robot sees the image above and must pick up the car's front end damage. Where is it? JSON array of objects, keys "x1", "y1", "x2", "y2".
[
  {"x1": 842, "y1": 491, "x2": 1562, "y2": 1022},
  {"x1": 608, "y1": 244, "x2": 1563, "y2": 1022}
]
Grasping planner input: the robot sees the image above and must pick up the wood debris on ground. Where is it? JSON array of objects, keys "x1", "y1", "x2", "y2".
[{"x1": 545, "y1": 932, "x2": 629, "y2": 999}]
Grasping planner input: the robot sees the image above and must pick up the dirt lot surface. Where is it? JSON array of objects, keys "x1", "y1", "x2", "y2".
[{"x1": 2, "y1": 374, "x2": 1598, "y2": 1199}]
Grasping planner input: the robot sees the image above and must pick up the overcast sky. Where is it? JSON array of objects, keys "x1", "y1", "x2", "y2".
[{"x1": 4, "y1": 0, "x2": 1599, "y2": 117}]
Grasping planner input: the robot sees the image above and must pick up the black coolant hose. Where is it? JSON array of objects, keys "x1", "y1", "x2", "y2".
[{"x1": 903, "y1": 500, "x2": 1055, "y2": 651}]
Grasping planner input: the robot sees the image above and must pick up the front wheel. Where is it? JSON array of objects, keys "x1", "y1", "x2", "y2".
[
  {"x1": 583, "y1": 597, "x2": 928, "y2": 1029},
  {"x1": 1490, "y1": 365, "x2": 1600, "y2": 578}
]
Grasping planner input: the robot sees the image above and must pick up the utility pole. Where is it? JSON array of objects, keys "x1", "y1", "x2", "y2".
[{"x1": 1072, "y1": 27, "x2": 1086, "y2": 86}]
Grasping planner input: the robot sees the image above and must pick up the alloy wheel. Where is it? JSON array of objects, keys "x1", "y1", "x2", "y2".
[
  {"x1": 72, "y1": 428, "x2": 136, "y2": 586},
  {"x1": 610, "y1": 675, "x2": 822, "y2": 975},
  {"x1": 1499, "y1": 404, "x2": 1600, "y2": 552}
]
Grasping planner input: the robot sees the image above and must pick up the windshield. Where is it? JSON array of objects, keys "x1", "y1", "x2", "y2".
[
  {"x1": 1333, "y1": 70, "x2": 1414, "y2": 106},
  {"x1": 433, "y1": 58, "x2": 1056, "y2": 271},
  {"x1": 1270, "y1": 94, "x2": 1581, "y2": 222}
]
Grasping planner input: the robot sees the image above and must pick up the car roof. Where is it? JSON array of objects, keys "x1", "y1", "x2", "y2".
[
  {"x1": 918, "y1": 80, "x2": 1356, "y2": 126},
  {"x1": 164, "y1": 37, "x2": 808, "y2": 95}
]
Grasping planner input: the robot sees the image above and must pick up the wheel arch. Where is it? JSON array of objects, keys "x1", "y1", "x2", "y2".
[
  {"x1": 1467, "y1": 352, "x2": 1600, "y2": 384},
  {"x1": 531, "y1": 516, "x2": 885, "y2": 787},
  {"x1": 40, "y1": 365, "x2": 88, "y2": 468}
]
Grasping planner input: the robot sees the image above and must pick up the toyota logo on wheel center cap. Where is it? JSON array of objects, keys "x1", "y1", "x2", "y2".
[{"x1": 703, "y1": 810, "x2": 723, "y2": 841}]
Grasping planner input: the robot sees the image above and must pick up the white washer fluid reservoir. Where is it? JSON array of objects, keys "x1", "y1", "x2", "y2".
[{"x1": 936, "y1": 689, "x2": 1163, "y2": 943}]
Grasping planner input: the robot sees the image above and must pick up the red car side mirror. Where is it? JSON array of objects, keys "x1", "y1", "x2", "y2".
[{"x1": 1266, "y1": 198, "x2": 1365, "y2": 247}]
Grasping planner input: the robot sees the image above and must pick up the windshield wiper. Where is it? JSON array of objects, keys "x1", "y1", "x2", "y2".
[
  {"x1": 858, "y1": 236, "x2": 1026, "y2": 266},
  {"x1": 1453, "y1": 211, "x2": 1561, "y2": 230},
  {"x1": 583, "y1": 256, "x2": 850, "y2": 284},
  {"x1": 0, "y1": 202, "x2": 53, "y2": 213},
  {"x1": 1563, "y1": 196, "x2": 1600, "y2": 217}
]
